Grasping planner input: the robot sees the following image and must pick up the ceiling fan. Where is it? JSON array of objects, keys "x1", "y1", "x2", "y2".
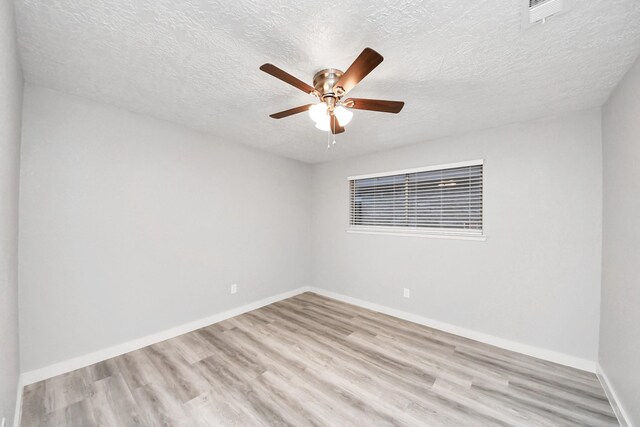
[{"x1": 259, "y1": 48, "x2": 404, "y2": 138}]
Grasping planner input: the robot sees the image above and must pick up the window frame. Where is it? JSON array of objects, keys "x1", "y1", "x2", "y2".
[{"x1": 347, "y1": 160, "x2": 486, "y2": 241}]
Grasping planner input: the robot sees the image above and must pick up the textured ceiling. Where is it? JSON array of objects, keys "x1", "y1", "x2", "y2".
[{"x1": 14, "y1": 0, "x2": 640, "y2": 163}]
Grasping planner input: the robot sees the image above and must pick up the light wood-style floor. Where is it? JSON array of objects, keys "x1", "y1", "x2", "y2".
[{"x1": 21, "y1": 292, "x2": 618, "y2": 426}]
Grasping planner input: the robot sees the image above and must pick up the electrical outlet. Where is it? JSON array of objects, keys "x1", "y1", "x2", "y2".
[
  {"x1": 230, "y1": 283, "x2": 237, "y2": 294},
  {"x1": 403, "y1": 288, "x2": 410, "y2": 298}
]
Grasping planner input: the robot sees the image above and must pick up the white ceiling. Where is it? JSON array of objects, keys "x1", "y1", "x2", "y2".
[{"x1": 14, "y1": 0, "x2": 640, "y2": 163}]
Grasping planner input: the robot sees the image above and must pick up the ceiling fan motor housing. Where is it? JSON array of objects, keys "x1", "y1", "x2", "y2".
[{"x1": 313, "y1": 68, "x2": 344, "y2": 105}]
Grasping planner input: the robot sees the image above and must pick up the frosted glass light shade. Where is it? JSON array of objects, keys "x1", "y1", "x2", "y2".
[
  {"x1": 308, "y1": 102, "x2": 328, "y2": 123},
  {"x1": 315, "y1": 115, "x2": 331, "y2": 131},
  {"x1": 334, "y1": 106, "x2": 353, "y2": 126}
]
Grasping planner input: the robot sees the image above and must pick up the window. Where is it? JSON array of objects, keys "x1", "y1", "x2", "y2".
[{"x1": 348, "y1": 160, "x2": 483, "y2": 238}]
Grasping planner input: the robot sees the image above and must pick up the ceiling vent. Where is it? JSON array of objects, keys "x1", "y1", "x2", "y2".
[
  {"x1": 529, "y1": 0, "x2": 550, "y2": 7},
  {"x1": 522, "y1": 0, "x2": 571, "y2": 28}
]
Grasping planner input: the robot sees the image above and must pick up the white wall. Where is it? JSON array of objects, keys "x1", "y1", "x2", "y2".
[
  {"x1": 312, "y1": 109, "x2": 603, "y2": 363},
  {"x1": 0, "y1": 0, "x2": 23, "y2": 423},
  {"x1": 18, "y1": 85, "x2": 311, "y2": 371},
  {"x1": 600, "y1": 56, "x2": 640, "y2": 424}
]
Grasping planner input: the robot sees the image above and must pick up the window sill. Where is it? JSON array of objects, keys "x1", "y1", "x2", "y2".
[{"x1": 346, "y1": 227, "x2": 486, "y2": 241}]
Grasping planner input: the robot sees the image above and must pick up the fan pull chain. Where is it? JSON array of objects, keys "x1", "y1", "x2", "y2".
[
  {"x1": 332, "y1": 115, "x2": 337, "y2": 145},
  {"x1": 325, "y1": 114, "x2": 339, "y2": 149}
]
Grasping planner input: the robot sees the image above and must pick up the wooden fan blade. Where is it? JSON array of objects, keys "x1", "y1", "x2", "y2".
[
  {"x1": 344, "y1": 98, "x2": 404, "y2": 113},
  {"x1": 330, "y1": 113, "x2": 345, "y2": 134},
  {"x1": 260, "y1": 63, "x2": 315, "y2": 95},
  {"x1": 269, "y1": 104, "x2": 314, "y2": 119},
  {"x1": 333, "y1": 48, "x2": 384, "y2": 95}
]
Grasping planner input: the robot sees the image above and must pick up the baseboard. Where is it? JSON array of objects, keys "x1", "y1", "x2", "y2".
[
  {"x1": 20, "y1": 286, "x2": 312, "y2": 386},
  {"x1": 307, "y1": 287, "x2": 597, "y2": 373},
  {"x1": 597, "y1": 364, "x2": 634, "y2": 427},
  {"x1": 13, "y1": 375, "x2": 23, "y2": 427}
]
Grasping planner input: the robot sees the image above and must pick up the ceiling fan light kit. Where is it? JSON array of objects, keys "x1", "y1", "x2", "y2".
[{"x1": 260, "y1": 48, "x2": 404, "y2": 145}]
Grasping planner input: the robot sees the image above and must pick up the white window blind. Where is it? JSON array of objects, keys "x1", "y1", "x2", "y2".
[{"x1": 349, "y1": 161, "x2": 483, "y2": 236}]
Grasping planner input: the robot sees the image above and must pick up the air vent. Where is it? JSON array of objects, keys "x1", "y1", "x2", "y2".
[
  {"x1": 530, "y1": 0, "x2": 563, "y2": 23},
  {"x1": 522, "y1": 0, "x2": 570, "y2": 28}
]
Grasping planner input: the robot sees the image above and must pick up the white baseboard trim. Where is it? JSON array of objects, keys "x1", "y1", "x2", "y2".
[
  {"x1": 13, "y1": 375, "x2": 23, "y2": 427},
  {"x1": 597, "y1": 364, "x2": 633, "y2": 427},
  {"x1": 20, "y1": 286, "x2": 312, "y2": 386},
  {"x1": 307, "y1": 287, "x2": 597, "y2": 373}
]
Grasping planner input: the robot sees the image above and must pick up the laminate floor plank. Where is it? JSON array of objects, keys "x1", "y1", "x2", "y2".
[{"x1": 21, "y1": 292, "x2": 618, "y2": 426}]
